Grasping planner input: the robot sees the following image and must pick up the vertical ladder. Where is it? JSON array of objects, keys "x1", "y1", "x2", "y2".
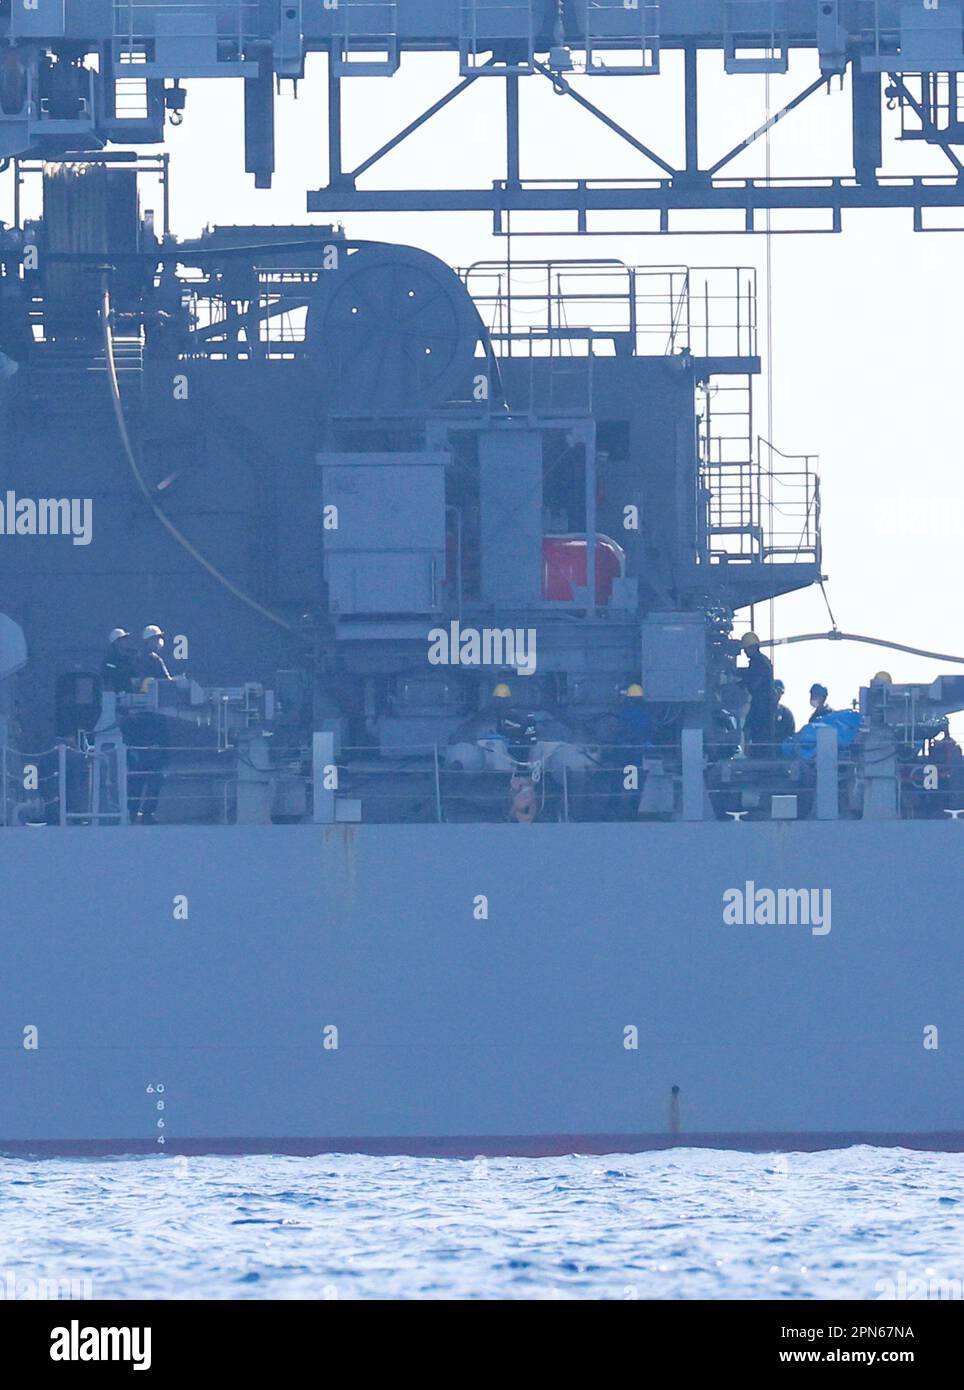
[
  {"x1": 460, "y1": 0, "x2": 535, "y2": 76},
  {"x1": 333, "y1": 0, "x2": 400, "y2": 76},
  {"x1": 583, "y1": 0, "x2": 660, "y2": 76},
  {"x1": 724, "y1": 0, "x2": 789, "y2": 75}
]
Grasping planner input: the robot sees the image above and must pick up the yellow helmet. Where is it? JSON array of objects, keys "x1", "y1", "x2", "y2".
[
  {"x1": 742, "y1": 631, "x2": 761, "y2": 648},
  {"x1": 624, "y1": 683, "x2": 645, "y2": 698},
  {"x1": 492, "y1": 682, "x2": 512, "y2": 700},
  {"x1": 873, "y1": 671, "x2": 893, "y2": 685}
]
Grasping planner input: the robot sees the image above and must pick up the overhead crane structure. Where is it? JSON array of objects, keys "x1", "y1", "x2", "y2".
[{"x1": 3, "y1": 2, "x2": 964, "y2": 231}]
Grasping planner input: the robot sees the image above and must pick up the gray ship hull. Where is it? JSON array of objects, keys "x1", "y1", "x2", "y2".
[{"x1": 1, "y1": 823, "x2": 961, "y2": 1154}]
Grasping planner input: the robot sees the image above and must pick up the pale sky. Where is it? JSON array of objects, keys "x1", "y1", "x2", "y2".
[{"x1": 3, "y1": 50, "x2": 962, "y2": 731}]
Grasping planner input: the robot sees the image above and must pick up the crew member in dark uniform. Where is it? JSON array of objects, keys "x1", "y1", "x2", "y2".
[
  {"x1": 774, "y1": 679, "x2": 796, "y2": 742},
  {"x1": 127, "y1": 623, "x2": 173, "y2": 824},
  {"x1": 616, "y1": 683, "x2": 655, "y2": 749},
  {"x1": 739, "y1": 632, "x2": 776, "y2": 755},
  {"x1": 139, "y1": 624, "x2": 173, "y2": 681},
  {"x1": 610, "y1": 682, "x2": 656, "y2": 818},
  {"x1": 808, "y1": 683, "x2": 832, "y2": 723}
]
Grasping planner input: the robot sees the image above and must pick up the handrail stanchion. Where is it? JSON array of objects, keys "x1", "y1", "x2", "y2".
[
  {"x1": 433, "y1": 742, "x2": 443, "y2": 823},
  {"x1": 562, "y1": 762, "x2": 569, "y2": 822},
  {"x1": 57, "y1": 742, "x2": 67, "y2": 827},
  {"x1": 90, "y1": 741, "x2": 100, "y2": 824},
  {"x1": 117, "y1": 737, "x2": 129, "y2": 825}
]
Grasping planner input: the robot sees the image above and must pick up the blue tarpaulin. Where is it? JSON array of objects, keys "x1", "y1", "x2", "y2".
[{"x1": 783, "y1": 710, "x2": 862, "y2": 760}]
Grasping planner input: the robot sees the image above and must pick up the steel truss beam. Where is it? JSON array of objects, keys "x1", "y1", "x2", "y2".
[
  {"x1": 307, "y1": 176, "x2": 964, "y2": 235},
  {"x1": 311, "y1": 54, "x2": 964, "y2": 233}
]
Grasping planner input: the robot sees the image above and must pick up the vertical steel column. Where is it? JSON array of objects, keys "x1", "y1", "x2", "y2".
[
  {"x1": 583, "y1": 421, "x2": 597, "y2": 617},
  {"x1": 328, "y1": 57, "x2": 344, "y2": 187},
  {"x1": 682, "y1": 727, "x2": 704, "y2": 821},
  {"x1": 506, "y1": 74, "x2": 520, "y2": 187},
  {"x1": 852, "y1": 67, "x2": 882, "y2": 185},
  {"x1": 244, "y1": 59, "x2": 276, "y2": 189},
  {"x1": 684, "y1": 46, "x2": 700, "y2": 175},
  {"x1": 313, "y1": 731, "x2": 336, "y2": 823},
  {"x1": 815, "y1": 724, "x2": 839, "y2": 820}
]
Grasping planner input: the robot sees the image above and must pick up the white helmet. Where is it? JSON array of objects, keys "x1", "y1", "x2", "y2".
[
  {"x1": 142, "y1": 624, "x2": 164, "y2": 640},
  {"x1": 108, "y1": 628, "x2": 129, "y2": 643}
]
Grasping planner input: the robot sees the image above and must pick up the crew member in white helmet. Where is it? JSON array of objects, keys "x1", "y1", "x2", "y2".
[
  {"x1": 138, "y1": 624, "x2": 172, "y2": 682},
  {"x1": 100, "y1": 627, "x2": 138, "y2": 693},
  {"x1": 127, "y1": 624, "x2": 173, "y2": 824}
]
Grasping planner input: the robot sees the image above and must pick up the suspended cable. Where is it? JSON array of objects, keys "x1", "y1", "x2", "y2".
[
  {"x1": 818, "y1": 578, "x2": 839, "y2": 632},
  {"x1": 100, "y1": 286, "x2": 294, "y2": 632},
  {"x1": 764, "y1": 70, "x2": 775, "y2": 656},
  {"x1": 762, "y1": 631, "x2": 964, "y2": 666}
]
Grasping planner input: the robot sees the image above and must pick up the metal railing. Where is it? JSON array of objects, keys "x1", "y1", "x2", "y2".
[
  {"x1": 583, "y1": 0, "x2": 661, "y2": 75},
  {"x1": 0, "y1": 740, "x2": 309, "y2": 827},
  {"x1": 460, "y1": 261, "x2": 758, "y2": 360},
  {"x1": 897, "y1": 71, "x2": 964, "y2": 140},
  {"x1": 112, "y1": 0, "x2": 261, "y2": 77},
  {"x1": 172, "y1": 260, "x2": 757, "y2": 370},
  {"x1": 113, "y1": 0, "x2": 259, "y2": 47},
  {"x1": 723, "y1": 0, "x2": 789, "y2": 74},
  {"x1": 334, "y1": 0, "x2": 400, "y2": 76},
  {"x1": 702, "y1": 439, "x2": 820, "y2": 567},
  {"x1": 4, "y1": 732, "x2": 961, "y2": 827},
  {"x1": 459, "y1": 0, "x2": 535, "y2": 75}
]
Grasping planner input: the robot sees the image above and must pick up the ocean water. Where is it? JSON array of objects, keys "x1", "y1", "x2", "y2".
[{"x1": 1, "y1": 1147, "x2": 962, "y2": 1301}]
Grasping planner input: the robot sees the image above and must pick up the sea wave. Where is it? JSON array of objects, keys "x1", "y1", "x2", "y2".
[{"x1": 0, "y1": 1147, "x2": 962, "y2": 1301}]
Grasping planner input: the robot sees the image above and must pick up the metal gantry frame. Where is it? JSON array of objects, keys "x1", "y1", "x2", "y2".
[
  {"x1": 4, "y1": 1, "x2": 964, "y2": 227},
  {"x1": 309, "y1": 28, "x2": 964, "y2": 234},
  {"x1": 315, "y1": 46, "x2": 860, "y2": 233}
]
